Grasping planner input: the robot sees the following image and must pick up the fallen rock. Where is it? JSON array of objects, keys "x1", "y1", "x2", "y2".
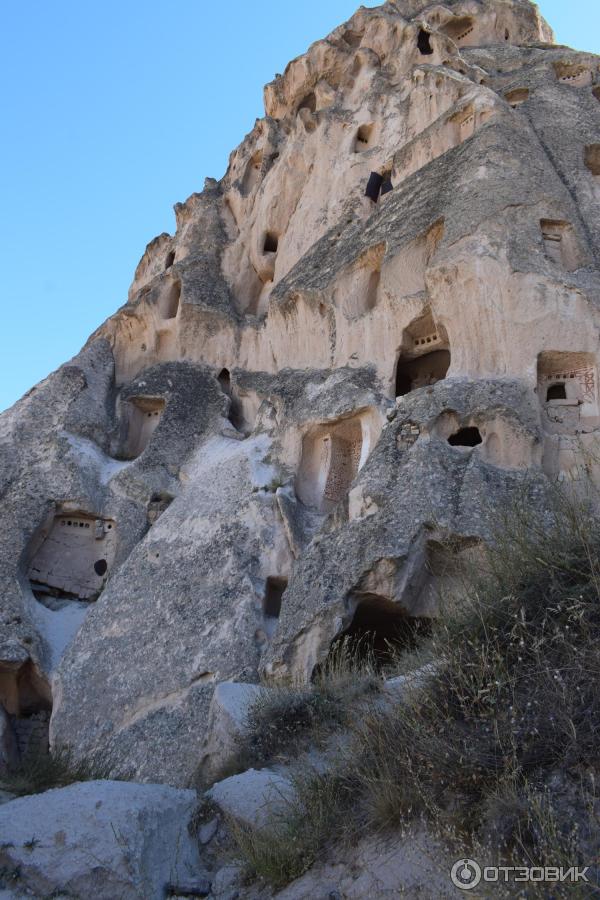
[
  {"x1": 199, "y1": 817, "x2": 218, "y2": 845},
  {"x1": 0, "y1": 780, "x2": 203, "y2": 900},
  {"x1": 208, "y1": 768, "x2": 294, "y2": 829},
  {"x1": 210, "y1": 862, "x2": 245, "y2": 897},
  {"x1": 199, "y1": 681, "x2": 268, "y2": 785},
  {"x1": 382, "y1": 662, "x2": 439, "y2": 699}
]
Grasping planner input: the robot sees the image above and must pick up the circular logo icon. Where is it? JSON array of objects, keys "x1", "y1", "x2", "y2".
[{"x1": 451, "y1": 859, "x2": 482, "y2": 890}]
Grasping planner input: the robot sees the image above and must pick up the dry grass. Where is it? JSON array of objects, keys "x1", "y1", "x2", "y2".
[
  {"x1": 229, "y1": 770, "x2": 350, "y2": 889},
  {"x1": 0, "y1": 744, "x2": 109, "y2": 797},
  {"x1": 232, "y1": 487, "x2": 600, "y2": 891},
  {"x1": 229, "y1": 637, "x2": 381, "y2": 772}
]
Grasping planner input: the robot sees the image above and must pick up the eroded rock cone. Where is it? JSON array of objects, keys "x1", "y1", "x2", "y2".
[{"x1": 0, "y1": 0, "x2": 599, "y2": 787}]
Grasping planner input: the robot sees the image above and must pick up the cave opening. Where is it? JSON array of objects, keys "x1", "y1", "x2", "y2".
[
  {"x1": 417, "y1": 29, "x2": 433, "y2": 55},
  {"x1": 448, "y1": 427, "x2": 482, "y2": 447},
  {"x1": 355, "y1": 124, "x2": 373, "y2": 151},
  {"x1": 395, "y1": 349, "x2": 450, "y2": 397},
  {"x1": 263, "y1": 232, "x2": 279, "y2": 254},
  {"x1": 122, "y1": 396, "x2": 166, "y2": 459},
  {"x1": 365, "y1": 171, "x2": 384, "y2": 202},
  {"x1": 326, "y1": 595, "x2": 430, "y2": 671},
  {"x1": 27, "y1": 513, "x2": 117, "y2": 604},
  {"x1": 264, "y1": 577, "x2": 287, "y2": 619},
  {"x1": 217, "y1": 367, "x2": 245, "y2": 432},
  {"x1": 161, "y1": 279, "x2": 181, "y2": 319},
  {"x1": 297, "y1": 92, "x2": 317, "y2": 114},
  {"x1": 547, "y1": 382, "x2": 567, "y2": 401}
]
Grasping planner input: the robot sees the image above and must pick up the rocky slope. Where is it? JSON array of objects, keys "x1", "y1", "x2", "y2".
[{"x1": 1, "y1": 0, "x2": 600, "y2": 893}]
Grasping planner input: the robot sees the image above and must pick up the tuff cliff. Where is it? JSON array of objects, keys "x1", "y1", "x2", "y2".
[{"x1": 1, "y1": 0, "x2": 599, "y2": 800}]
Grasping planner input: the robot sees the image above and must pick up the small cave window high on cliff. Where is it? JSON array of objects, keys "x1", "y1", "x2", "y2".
[
  {"x1": 262, "y1": 577, "x2": 288, "y2": 639},
  {"x1": 365, "y1": 169, "x2": 393, "y2": 203},
  {"x1": 165, "y1": 250, "x2": 175, "y2": 270},
  {"x1": 417, "y1": 29, "x2": 433, "y2": 55},
  {"x1": 395, "y1": 349, "x2": 450, "y2": 397},
  {"x1": 296, "y1": 418, "x2": 363, "y2": 513},
  {"x1": 448, "y1": 427, "x2": 482, "y2": 447},
  {"x1": 27, "y1": 513, "x2": 117, "y2": 605},
  {"x1": 325, "y1": 595, "x2": 430, "y2": 671},
  {"x1": 380, "y1": 173, "x2": 393, "y2": 197},
  {"x1": 441, "y1": 16, "x2": 475, "y2": 43},
  {"x1": 537, "y1": 352, "x2": 599, "y2": 434},
  {"x1": 217, "y1": 368, "x2": 245, "y2": 431},
  {"x1": 395, "y1": 311, "x2": 450, "y2": 397},
  {"x1": 121, "y1": 396, "x2": 166, "y2": 459},
  {"x1": 365, "y1": 171, "x2": 383, "y2": 202},
  {"x1": 218, "y1": 368, "x2": 231, "y2": 393},
  {"x1": 160, "y1": 278, "x2": 181, "y2": 319},
  {"x1": 263, "y1": 232, "x2": 279, "y2": 254},
  {"x1": 354, "y1": 124, "x2": 373, "y2": 152},
  {"x1": 297, "y1": 92, "x2": 317, "y2": 114},
  {"x1": 263, "y1": 577, "x2": 287, "y2": 619}
]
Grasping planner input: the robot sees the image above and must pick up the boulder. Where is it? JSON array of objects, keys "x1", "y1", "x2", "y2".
[
  {"x1": 199, "y1": 681, "x2": 268, "y2": 785},
  {"x1": 0, "y1": 780, "x2": 203, "y2": 900},
  {"x1": 208, "y1": 768, "x2": 295, "y2": 829}
]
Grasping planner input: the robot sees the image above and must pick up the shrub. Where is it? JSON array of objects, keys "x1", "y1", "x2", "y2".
[
  {"x1": 341, "y1": 488, "x2": 600, "y2": 871},
  {"x1": 232, "y1": 487, "x2": 600, "y2": 890},
  {"x1": 229, "y1": 770, "x2": 350, "y2": 889},
  {"x1": 236, "y1": 637, "x2": 381, "y2": 768},
  {"x1": 0, "y1": 744, "x2": 108, "y2": 797}
]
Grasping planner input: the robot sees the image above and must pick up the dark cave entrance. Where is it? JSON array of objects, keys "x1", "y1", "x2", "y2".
[
  {"x1": 448, "y1": 427, "x2": 482, "y2": 447},
  {"x1": 395, "y1": 349, "x2": 450, "y2": 397},
  {"x1": 327, "y1": 594, "x2": 431, "y2": 672},
  {"x1": 418, "y1": 29, "x2": 433, "y2": 55},
  {"x1": 546, "y1": 382, "x2": 567, "y2": 401}
]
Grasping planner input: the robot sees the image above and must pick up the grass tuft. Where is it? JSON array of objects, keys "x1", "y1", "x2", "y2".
[
  {"x1": 0, "y1": 744, "x2": 110, "y2": 797},
  {"x1": 230, "y1": 486, "x2": 600, "y2": 890}
]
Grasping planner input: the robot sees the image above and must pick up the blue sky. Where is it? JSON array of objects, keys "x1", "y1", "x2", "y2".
[{"x1": 0, "y1": 0, "x2": 598, "y2": 413}]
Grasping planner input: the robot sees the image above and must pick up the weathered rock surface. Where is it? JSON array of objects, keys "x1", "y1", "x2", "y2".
[
  {"x1": 0, "y1": 707, "x2": 18, "y2": 774},
  {"x1": 0, "y1": 780, "x2": 203, "y2": 899},
  {"x1": 275, "y1": 830, "x2": 458, "y2": 899},
  {"x1": 208, "y1": 768, "x2": 295, "y2": 829},
  {"x1": 0, "y1": 0, "x2": 598, "y2": 804},
  {"x1": 199, "y1": 681, "x2": 268, "y2": 785}
]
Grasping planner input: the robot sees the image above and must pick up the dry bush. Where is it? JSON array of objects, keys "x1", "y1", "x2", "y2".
[
  {"x1": 229, "y1": 770, "x2": 351, "y2": 889},
  {"x1": 236, "y1": 637, "x2": 381, "y2": 769},
  {"x1": 1, "y1": 744, "x2": 109, "y2": 797},
  {"x1": 233, "y1": 486, "x2": 600, "y2": 890}
]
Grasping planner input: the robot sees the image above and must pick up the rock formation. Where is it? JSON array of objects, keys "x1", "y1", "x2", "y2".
[{"x1": 1, "y1": 0, "x2": 599, "y2": 796}]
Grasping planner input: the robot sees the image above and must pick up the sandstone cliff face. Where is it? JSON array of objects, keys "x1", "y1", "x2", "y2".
[{"x1": 1, "y1": 0, "x2": 599, "y2": 786}]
